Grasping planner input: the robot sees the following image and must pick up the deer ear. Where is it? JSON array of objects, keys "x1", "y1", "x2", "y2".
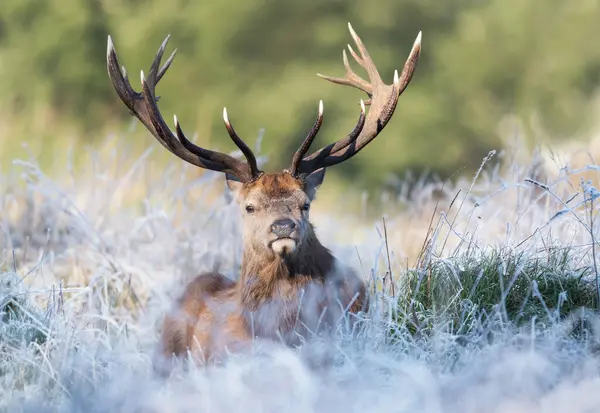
[
  {"x1": 225, "y1": 173, "x2": 245, "y2": 201},
  {"x1": 304, "y1": 168, "x2": 326, "y2": 201}
]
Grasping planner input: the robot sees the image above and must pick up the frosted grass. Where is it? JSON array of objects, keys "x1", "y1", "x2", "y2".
[{"x1": 1, "y1": 137, "x2": 600, "y2": 412}]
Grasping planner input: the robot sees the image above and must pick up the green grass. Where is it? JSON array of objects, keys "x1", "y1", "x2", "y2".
[{"x1": 395, "y1": 246, "x2": 597, "y2": 338}]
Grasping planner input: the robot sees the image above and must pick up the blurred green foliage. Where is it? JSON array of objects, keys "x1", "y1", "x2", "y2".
[{"x1": 1, "y1": 0, "x2": 600, "y2": 191}]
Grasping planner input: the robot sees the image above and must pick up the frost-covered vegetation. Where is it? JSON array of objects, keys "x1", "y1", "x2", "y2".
[{"x1": 2, "y1": 137, "x2": 600, "y2": 412}]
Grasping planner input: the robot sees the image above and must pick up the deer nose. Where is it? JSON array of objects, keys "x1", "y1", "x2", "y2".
[{"x1": 271, "y1": 219, "x2": 296, "y2": 237}]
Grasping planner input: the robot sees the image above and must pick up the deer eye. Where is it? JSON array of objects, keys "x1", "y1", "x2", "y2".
[
  {"x1": 302, "y1": 203, "x2": 310, "y2": 212},
  {"x1": 245, "y1": 205, "x2": 255, "y2": 214}
]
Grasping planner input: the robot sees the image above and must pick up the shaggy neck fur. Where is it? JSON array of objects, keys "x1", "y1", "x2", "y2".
[{"x1": 237, "y1": 224, "x2": 335, "y2": 311}]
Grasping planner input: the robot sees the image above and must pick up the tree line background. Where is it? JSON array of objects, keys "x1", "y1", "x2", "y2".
[{"x1": 1, "y1": 0, "x2": 599, "y2": 196}]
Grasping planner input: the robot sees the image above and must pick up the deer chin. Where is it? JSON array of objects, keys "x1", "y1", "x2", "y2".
[{"x1": 270, "y1": 238, "x2": 298, "y2": 256}]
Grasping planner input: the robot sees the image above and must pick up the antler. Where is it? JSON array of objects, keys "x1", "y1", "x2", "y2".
[
  {"x1": 289, "y1": 23, "x2": 422, "y2": 178},
  {"x1": 106, "y1": 35, "x2": 261, "y2": 182}
]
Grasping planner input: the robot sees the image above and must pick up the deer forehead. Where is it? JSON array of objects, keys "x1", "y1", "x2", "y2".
[{"x1": 243, "y1": 173, "x2": 308, "y2": 206}]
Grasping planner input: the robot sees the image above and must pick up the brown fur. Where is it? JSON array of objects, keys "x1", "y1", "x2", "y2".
[
  {"x1": 155, "y1": 172, "x2": 368, "y2": 373},
  {"x1": 242, "y1": 173, "x2": 304, "y2": 198}
]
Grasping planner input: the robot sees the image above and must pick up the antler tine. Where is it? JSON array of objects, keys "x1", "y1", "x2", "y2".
[
  {"x1": 147, "y1": 35, "x2": 169, "y2": 83},
  {"x1": 316, "y1": 22, "x2": 389, "y2": 102},
  {"x1": 293, "y1": 99, "x2": 366, "y2": 175},
  {"x1": 147, "y1": 35, "x2": 178, "y2": 84},
  {"x1": 140, "y1": 71, "x2": 229, "y2": 171},
  {"x1": 222, "y1": 108, "x2": 261, "y2": 178},
  {"x1": 395, "y1": 31, "x2": 422, "y2": 95},
  {"x1": 106, "y1": 35, "x2": 137, "y2": 114},
  {"x1": 331, "y1": 99, "x2": 368, "y2": 158},
  {"x1": 347, "y1": 99, "x2": 366, "y2": 144},
  {"x1": 106, "y1": 35, "x2": 260, "y2": 182},
  {"x1": 317, "y1": 49, "x2": 372, "y2": 96},
  {"x1": 289, "y1": 100, "x2": 325, "y2": 176},
  {"x1": 346, "y1": 22, "x2": 384, "y2": 89},
  {"x1": 295, "y1": 25, "x2": 422, "y2": 176},
  {"x1": 170, "y1": 114, "x2": 230, "y2": 170}
]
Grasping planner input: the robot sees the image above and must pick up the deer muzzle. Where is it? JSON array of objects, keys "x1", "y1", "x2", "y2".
[{"x1": 269, "y1": 218, "x2": 299, "y2": 255}]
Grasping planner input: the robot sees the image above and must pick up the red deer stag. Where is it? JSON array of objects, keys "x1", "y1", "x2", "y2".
[{"x1": 106, "y1": 23, "x2": 421, "y2": 370}]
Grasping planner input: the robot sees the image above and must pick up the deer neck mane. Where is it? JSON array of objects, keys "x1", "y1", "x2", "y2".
[{"x1": 237, "y1": 225, "x2": 335, "y2": 309}]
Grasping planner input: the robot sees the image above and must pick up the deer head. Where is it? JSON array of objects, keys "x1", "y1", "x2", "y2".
[{"x1": 106, "y1": 23, "x2": 421, "y2": 258}]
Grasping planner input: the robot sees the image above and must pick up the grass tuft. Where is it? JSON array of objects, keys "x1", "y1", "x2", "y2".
[{"x1": 397, "y1": 246, "x2": 596, "y2": 339}]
